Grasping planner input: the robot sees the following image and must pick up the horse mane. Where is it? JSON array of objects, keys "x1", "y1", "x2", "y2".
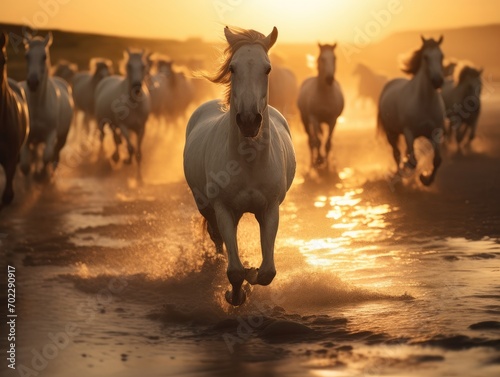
[
  {"x1": 90, "y1": 58, "x2": 113, "y2": 75},
  {"x1": 205, "y1": 27, "x2": 270, "y2": 107},
  {"x1": 400, "y1": 38, "x2": 441, "y2": 75},
  {"x1": 456, "y1": 64, "x2": 481, "y2": 85}
]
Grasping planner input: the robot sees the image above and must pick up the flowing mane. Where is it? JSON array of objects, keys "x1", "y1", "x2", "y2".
[
  {"x1": 457, "y1": 65, "x2": 481, "y2": 85},
  {"x1": 401, "y1": 38, "x2": 441, "y2": 75},
  {"x1": 205, "y1": 27, "x2": 271, "y2": 106}
]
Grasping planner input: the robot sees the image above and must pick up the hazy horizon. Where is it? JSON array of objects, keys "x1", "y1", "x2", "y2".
[{"x1": 1, "y1": 0, "x2": 500, "y2": 43}]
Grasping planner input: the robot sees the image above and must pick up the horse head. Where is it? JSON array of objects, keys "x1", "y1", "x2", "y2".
[
  {"x1": 24, "y1": 31, "x2": 52, "y2": 92},
  {"x1": 420, "y1": 35, "x2": 444, "y2": 89},
  {"x1": 458, "y1": 65, "x2": 483, "y2": 97},
  {"x1": 93, "y1": 59, "x2": 113, "y2": 81},
  {"x1": 123, "y1": 48, "x2": 148, "y2": 97},
  {"x1": 225, "y1": 26, "x2": 277, "y2": 138},
  {"x1": 317, "y1": 43, "x2": 337, "y2": 86}
]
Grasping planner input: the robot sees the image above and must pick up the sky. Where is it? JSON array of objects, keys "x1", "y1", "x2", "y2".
[{"x1": 1, "y1": 0, "x2": 499, "y2": 43}]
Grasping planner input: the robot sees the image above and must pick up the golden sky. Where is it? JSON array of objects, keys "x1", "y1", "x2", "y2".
[{"x1": 1, "y1": 0, "x2": 499, "y2": 43}]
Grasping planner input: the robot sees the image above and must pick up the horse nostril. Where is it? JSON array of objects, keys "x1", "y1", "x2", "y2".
[{"x1": 254, "y1": 113, "x2": 263, "y2": 127}]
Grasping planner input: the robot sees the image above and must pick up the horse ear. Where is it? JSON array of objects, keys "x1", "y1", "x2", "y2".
[
  {"x1": 44, "y1": 32, "x2": 53, "y2": 47},
  {"x1": 224, "y1": 26, "x2": 237, "y2": 46},
  {"x1": 420, "y1": 35, "x2": 426, "y2": 44},
  {"x1": 437, "y1": 35, "x2": 443, "y2": 45},
  {"x1": 23, "y1": 30, "x2": 32, "y2": 47},
  {"x1": 0, "y1": 32, "x2": 7, "y2": 49},
  {"x1": 264, "y1": 26, "x2": 278, "y2": 50},
  {"x1": 332, "y1": 43, "x2": 337, "y2": 50}
]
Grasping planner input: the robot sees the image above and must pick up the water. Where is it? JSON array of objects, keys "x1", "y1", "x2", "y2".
[{"x1": 1, "y1": 108, "x2": 500, "y2": 377}]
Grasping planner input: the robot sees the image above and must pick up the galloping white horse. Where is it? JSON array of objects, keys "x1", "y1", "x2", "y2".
[
  {"x1": 52, "y1": 60, "x2": 78, "y2": 84},
  {"x1": 94, "y1": 49, "x2": 150, "y2": 181},
  {"x1": 183, "y1": 27, "x2": 296, "y2": 306},
  {"x1": 0, "y1": 33, "x2": 28, "y2": 205},
  {"x1": 269, "y1": 55, "x2": 298, "y2": 117},
  {"x1": 353, "y1": 63, "x2": 387, "y2": 108},
  {"x1": 73, "y1": 58, "x2": 113, "y2": 133},
  {"x1": 441, "y1": 65, "x2": 482, "y2": 145},
  {"x1": 20, "y1": 32, "x2": 74, "y2": 179},
  {"x1": 157, "y1": 59, "x2": 194, "y2": 123},
  {"x1": 378, "y1": 36, "x2": 446, "y2": 186},
  {"x1": 298, "y1": 43, "x2": 344, "y2": 169}
]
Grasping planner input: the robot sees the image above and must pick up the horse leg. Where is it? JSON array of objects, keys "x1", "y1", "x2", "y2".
[
  {"x1": 20, "y1": 142, "x2": 31, "y2": 176},
  {"x1": 214, "y1": 203, "x2": 245, "y2": 306},
  {"x1": 2, "y1": 159, "x2": 17, "y2": 205},
  {"x1": 41, "y1": 130, "x2": 57, "y2": 178},
  {"x1": 324, "y1": 121, "x2": 336, "y2": 170},
  {"x1": 201, "y1": 207, "x2": 224, "y2": 254},
  {"x1": 135, "y1": 127, "x2": 144, "y2": 183},
  {"x1": 118, "y1": 125, "x2": 134, "y2": 165},
  {"x1": 308, "y1": 117, "x2": 322, "y2": 168},
  {"x1": 403, "y1": 128, "x2": 417, "y2": 169},
  {"x1": 245, "y1": 205, "x2": 279, "y2": 286},
  {"x1": 111, "y1": 127, "x2": 122, "y2": 163},
  {"x1": 386, "y1": 131, "x2": 401, "y2": 170},
  {"x1": 420, "y1": 142, "x2": 442, "y2": 186},
  {"x1": 52, "y1": 129, "x2": 70, "y2": 171},
  {"x1": 456, "y1": 122, "x2": 467, "y2": 144}
]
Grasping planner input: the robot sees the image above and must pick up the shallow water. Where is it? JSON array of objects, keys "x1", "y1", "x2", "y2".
[{"x1": 1, "y1": 108, "x2": 500, "y2": 377}]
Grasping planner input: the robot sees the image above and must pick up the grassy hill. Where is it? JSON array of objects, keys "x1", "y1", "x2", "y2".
[{"x1": 1, "y1": 22, "x2": 499, "y2": 87}]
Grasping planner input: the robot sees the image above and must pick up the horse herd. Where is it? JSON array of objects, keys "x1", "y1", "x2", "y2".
[{"x1": 0, "y1": 26, "x2": 485, "y2": 304}]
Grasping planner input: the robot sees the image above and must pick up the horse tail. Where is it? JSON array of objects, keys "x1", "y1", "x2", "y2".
[{"x1": 376, "y1": 109, "x2": 385, "y2": 138}]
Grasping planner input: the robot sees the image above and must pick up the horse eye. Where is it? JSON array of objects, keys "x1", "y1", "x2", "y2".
[
  {"x1": 229, "y1": 65, "x2": 234, "y2": 73},
  {"x1": 42, "y1": 55, "x2": 46, "y2": 61},
  {"x1": 265, "y1": 67, "x2": 271, "y2": 75}
]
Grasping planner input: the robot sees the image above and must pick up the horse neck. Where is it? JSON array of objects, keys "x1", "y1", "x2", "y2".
[
  {"x1": 0, "y1": 66, "x2": 8, "y2": 120},
  {"x1": 316, "y1": 67, "x2": 333, "y2": 92},
  {"x1": 228, "y1": 96, "x2": 271, "y2": 161},
  {"x1": 31, "y1": 63, "x2": 50, "y2": 103},
  {"x1": 411, "y1": 64, "x2": 435, "y2": 100}
]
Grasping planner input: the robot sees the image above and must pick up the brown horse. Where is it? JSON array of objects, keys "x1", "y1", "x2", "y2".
[{"x1": 0, "y1": 32, "x2": 28, "y2": 205}]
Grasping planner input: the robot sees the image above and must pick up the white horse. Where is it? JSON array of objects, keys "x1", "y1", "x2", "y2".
[
  {"x1": 353, "y1": 63, "x2": 387, "y2": 108},
  {"x1": 94, "y1": 49, "x2": 150, "y2": 181},
  {"x1": 183, "y1": 27, "x2": 296, "y2": 306},
  {"x1": 441, "y1": 65, "x2": 482, "y2": 145},
  {"x1": 0, "y1": 33, "x2": 28, "y2": 205},
  {"x1": 269, "y1": 55, "x2": 298, "y2": 118},
  {"x1": 156, "y1": 59, "x2": 194, "y2": 123},
  {"x1": 52, "y1": 60, "x2": 78, "y2": 84},
  {"x1": 20, "y1": 32, "x2": 74, "y2": 179},
  {"x1": 73, "y1": 58, "x2": 113, "y2": 133},
  {"x1": 378, "y1": 36, "x2": 446, "y2": 186},
  {"x1": 297, "y1": 43, "x2": 344, "y2": 169}
]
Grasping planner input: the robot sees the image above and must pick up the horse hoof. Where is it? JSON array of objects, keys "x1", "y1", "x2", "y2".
[
  {"x1": 225, "y1": 289, "x2": 246, "y2": 306},
  {"x1": 404, "y1": 160, "x2": 417, "y2": 170},
  {"x1": 419, "y1": 174, "x2": 433, "y2": 186},
  {"x1": 111, "y1": 152, "x2": 120, "y2": 163},
  {"x1": 244, "y1": 268, "x2": 259, "y2": 285},
  {"x1": 257, "y1": 269, "x2": 276, "y2": 286}
]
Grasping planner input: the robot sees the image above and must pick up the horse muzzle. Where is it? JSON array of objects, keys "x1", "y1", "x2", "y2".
[
  {"x1": 236, "y1": 112, "x2": 263, "y2": 138},
  {"x1": 131, "y1": 84, "x2": 142, "y2": 97},
  {"x1": 325, "y1": 75, "x2": 334, "y2": 86},
  {"x1": 432, "y1": 76, "x2": 444, "y2": 89},
  {"x1": 27, "y1": 76, "x2": 39, "y2": 92}
]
